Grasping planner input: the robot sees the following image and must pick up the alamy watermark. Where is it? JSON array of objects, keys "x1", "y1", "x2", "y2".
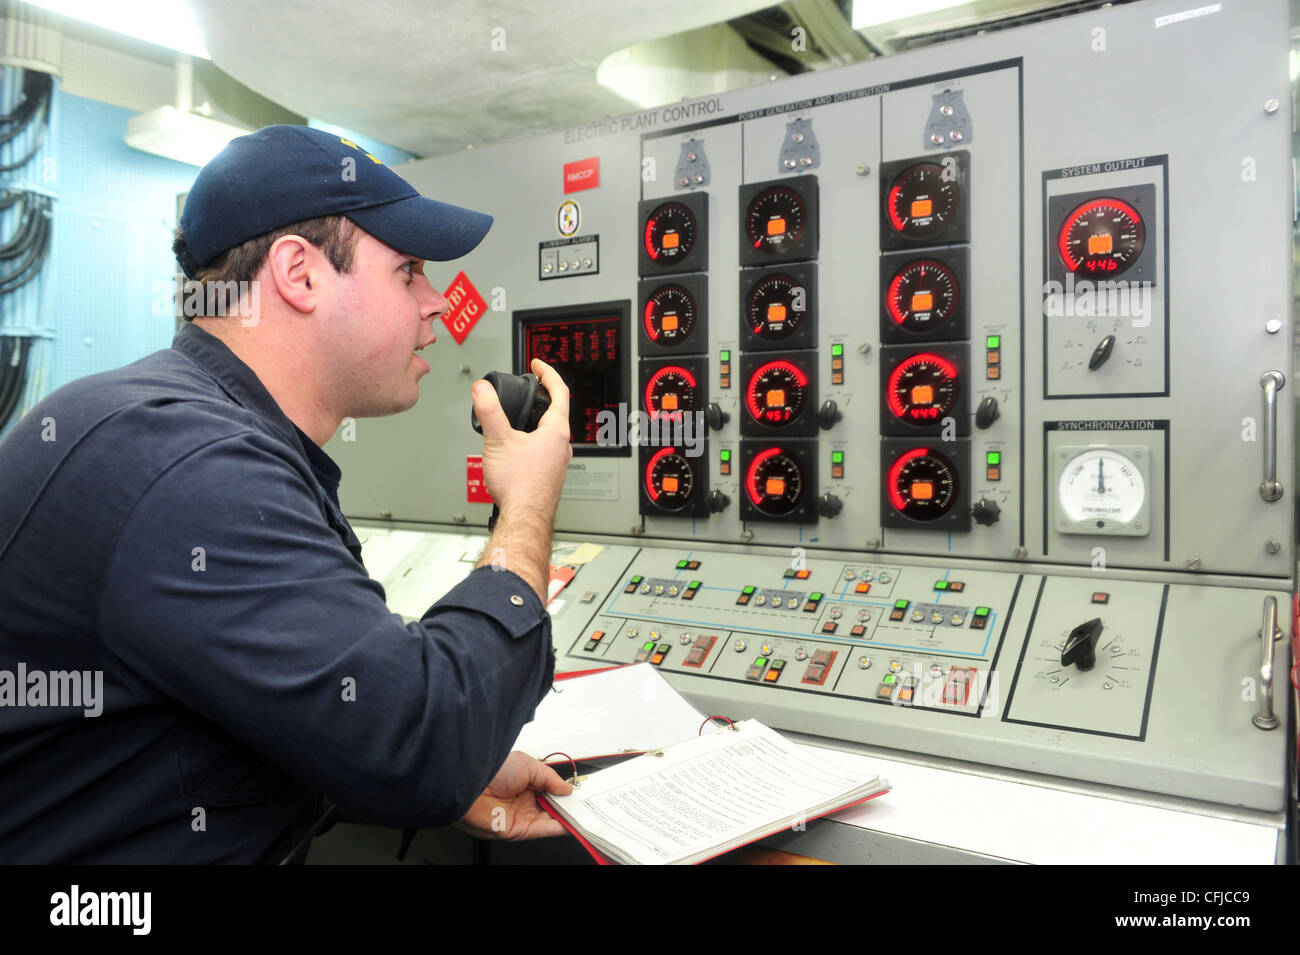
[
  {"x1": 1043, "y1": 273, "x2": 1150, "y2": 325},
  {"x1": 153, "y1": 279, "x2": 260, "y2": 325},
  {"x1": 0, "y1": 663, "x2": 103, "y2": 717},
  {"x1": 595, "y1": 404, "x2": 706, "y2": 457}
]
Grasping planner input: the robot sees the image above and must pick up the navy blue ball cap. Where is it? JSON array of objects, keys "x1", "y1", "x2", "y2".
[{"x1": 177, "y1": 124, "x2": 492, "y2": 278}]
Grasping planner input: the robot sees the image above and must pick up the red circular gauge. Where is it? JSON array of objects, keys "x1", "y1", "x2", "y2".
[
  {"x1": 644, "y1": 365, "x2": 698, "y2": 420},
  {"x1": 643, "y1": 284, "x2": 697, "y2": 346},
  {"x1": 645, "y1": 446, "x2": 695, "y2": 511},
  {"x1": 745, "y1": 186, "x2": 807, "y2": 254},
  {"x1": 745, "y1": 446, "x2": 805, "y2": 515},
  {"x1": 886, "y1": 353, "x2": 959, "y2": 425},
  {"x1": 886, "y1": 163, "x2": 959, "y2": 238},
  {"x1": 885, "y1": 259, "x2": 958, "y2": 334},
  {"x1": 1056, "y1": 197, "x2": 1145, "y2": 276},
  {"x1": 745, "y1": 359, "x2": 809, "y2": 426},
  {"x1": 745, "y1": 272, "x2": 807, "y2": 341},
  {"x1": 888, "y1": 447, "x2": 958, "y2": 520},
  {"x1": 643, "y1": 201, "x2": 697, "y2": 263}
]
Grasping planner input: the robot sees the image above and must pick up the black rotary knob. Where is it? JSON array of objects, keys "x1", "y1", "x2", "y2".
[
  {"x1": 816, "y1": 492, "x2": 842, "y2": 518},
  {"x1": 706, "y1": 401, "x2": 730, "y2": 431},
  {"x1": 975, "y1": 395, "x2": 999, "y2": 430},
  {"x1": 1061, "y1": 618, "x2": 1103, "y2": 671},
  {"x1": 818, "y1": 399, "x2": 841, "y2": 431},
  {"x1": 972, "y1": 498, "x2": 1001, "y2": 526},
  {"x1": 707, "y1": 489, "x2": 730, "y2": 514}
]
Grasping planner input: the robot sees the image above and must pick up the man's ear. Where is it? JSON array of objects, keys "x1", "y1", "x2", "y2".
[{"x1": 266, "y1": 234, "x2": 318, "y2": 313}]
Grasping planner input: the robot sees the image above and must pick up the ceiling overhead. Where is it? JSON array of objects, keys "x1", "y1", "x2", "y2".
[{"x1": 193, "y1": 0, "x2": 1106, "y2": 158}]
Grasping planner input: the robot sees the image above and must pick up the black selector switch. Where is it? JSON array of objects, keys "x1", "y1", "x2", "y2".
[
  {"x1": 1088, "y1": 335, "x2": 1115, "y2": 371},
  {"x1": 818, "y1": 399, "x2": 841, "y2": 430},
  {"x1": 972, "y1": 498, "x2": 1000, "y2": 526},
  {"x1": 707, "y1": 489, "x2": 730, "y2": 513},
  {"x1": 975, "y1": 395, "x2": 1000, "y2": 429},
  {"x1": 1061, "y1": 618, "x2": 1103, "y2": 671},
  {"x1": 816, "y1": 492, "x2": 842, "y2": 518},
  {"x1": 706, "y1": 401, "x2": 730, "y2": 431}
]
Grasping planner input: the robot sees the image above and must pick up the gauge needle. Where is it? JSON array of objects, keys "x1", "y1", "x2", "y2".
[{"x1": 1098, "y1": 457, "x2": 1106, "y2": 494}]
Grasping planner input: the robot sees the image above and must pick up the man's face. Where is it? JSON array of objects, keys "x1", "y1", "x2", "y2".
[{"x1": 323, "y1": 232, "x2": 449, "y2": 417}]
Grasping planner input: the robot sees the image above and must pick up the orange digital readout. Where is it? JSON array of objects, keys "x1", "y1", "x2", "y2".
[
  {"x1": 767, "y1": 303, "x2": 787, "y2": 322},
  {"x1": 765, "y1": 477, "x2": 786, "y2": 496},
  {"x1": 910, "y1": 199, "x2": 932, "y2": 218},
  {"x1": 767, "y1": 217, "x2": 786, "y2": 236},
  {"x1": 661, "y1": 393, "x2": 679, "y2": 410},
  {"x1": 911, "y1": 292, "x2": 933, "y2": 311},
  {"x1": 911, "y1": 385, "x2": 934, "y2": 405},
  {"x1": 662, "y1": 476, "x2": 679, "y2": 492},
  {"x1": 911, "y1": 481, "x2": 934, "y2": 500},
  {"x1": 662, "y1": 231, "x2": 679, "y2": 248},
  {"x1": 662, "y1": 313, "x2": 678, "y2": 330},
  {"x1": 1088, "y1": 233, "x2": 1113, "y2": 255},
  {"x1": 765, "y1": 389, "x2": 786, "y2": 407}
]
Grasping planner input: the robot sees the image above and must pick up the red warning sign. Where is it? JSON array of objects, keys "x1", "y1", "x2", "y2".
[
  {"x1": 466, "y1": 455, "x2": 493, "y2": 503},
  {"x1": 442, "y1": 271, "x2": 488, "y2": 345}
]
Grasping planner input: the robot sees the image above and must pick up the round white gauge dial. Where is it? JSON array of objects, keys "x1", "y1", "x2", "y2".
[{"x1": 1057, "y1": 448, "x2": 1146, "y2": 526}]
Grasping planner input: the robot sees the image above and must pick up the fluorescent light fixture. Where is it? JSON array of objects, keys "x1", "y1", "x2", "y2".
[
  {"x1": 852, "y1": 0, "x2": 971, "y2": 29},
  {"x1": 18, "y1": 0, "x2": 209, "y2": 58},
  {"x1": 125, "y1": 106, "x2": 248, "y2": 167}
]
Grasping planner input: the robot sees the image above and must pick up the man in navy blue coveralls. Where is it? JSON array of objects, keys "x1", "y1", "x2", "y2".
[{"x1": 0, "y1": 125, "x2": 574, "y2": 862}]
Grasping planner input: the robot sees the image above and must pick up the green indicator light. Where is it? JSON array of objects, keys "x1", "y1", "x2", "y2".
[
  {"x1": 720, "y1": 349, "x2": 731, "y2": 361},
  {"x1": 631, "y1": 576, "x2": 643, "y2": 584},
  {"x1": 743, "y1": 585, "x2": 756, "y2": 594},
  {"x1": 831, "y1": 343, "x2": 844, "y2": 356},
  {"x1": 987, "y1": 335, "x2": 1001, "y2": 349},
  {"x1": 883, "y1": 674, "x2": 897, "y2": 685},
  {"x1": 642, "y1": 642, "x2": 655, "y2": 651},
  {"x1": 987, "y1": 452, "x2": 1001, "y2": 465},
  {"x1": 975, "y1": 607, "x2": 990, "y2": 616},
  {"x1": 783, "y1": 569, "x2": 795, "y2": 578},
  {"x1": 935, "y1": 580, "x2": 949, "y2": 590},
  {"x1": 810, "y1": 592, "x2": 823, "y2": 601},
  {"x1": 770, "y1": 660, "x2": 785, "y2": 671},
  {"x1": 676, "y1": 559, "x2": 688, "y2": 569},
  {"x1": 689, "y1": 580, "x2": 701, "y2": 589},
  {"x1": 895, "y1": 599, "x2": 908, "y2": 609},
  {"x1": 755, "y1": 657, "x2": 768, "y2": 667},
  {"x1": 720, "y1": 449, "x2": 732, "y2": 461},
  {"x1": 832, "y1": 451, "x2": 844, "y2": 463}
]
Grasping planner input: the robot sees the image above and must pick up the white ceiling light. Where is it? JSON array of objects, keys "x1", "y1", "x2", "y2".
[
  {"x1": 852, "y1": 0, "x2": 972, "y2": 29},
  {"x1": 18, "y1": 0, "x2": 210, "y2": 58}
]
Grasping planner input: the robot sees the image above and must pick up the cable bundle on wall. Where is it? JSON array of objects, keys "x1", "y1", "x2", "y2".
[{"x1": 0, "y1": 65, "x2": 54, "y2": 435}]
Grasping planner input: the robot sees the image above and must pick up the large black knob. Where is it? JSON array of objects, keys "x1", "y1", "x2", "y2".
[
  {"x1": 707, "y1": 489, "x2": 730, "y2": 514},
  {"x1": 817, "y1": 399, "x2": 842, "y2": 431},
  {"x1": 706, "y1": 402, "x2": 730, "y2": 431},
  {"x1": 975, "y1": 395, "x2": 1000, "y2": 430},
  {"x1": 972, "y1": 498, "x2": 1001, "y2": 526},
  {"x1": 1061, "y1": 618, "x2": 1103, "y2": 670},
  {"x1": 1088, "y1": 334, "x2": 1115, "y2": 371},
  {"x1": 816, "y1": 492, "x2": 842, "y2": 518}
]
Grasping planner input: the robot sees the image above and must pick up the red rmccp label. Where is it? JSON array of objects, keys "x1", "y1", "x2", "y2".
[{"x1": 563, "y1": 156, "x2": 599, "y2": 193}]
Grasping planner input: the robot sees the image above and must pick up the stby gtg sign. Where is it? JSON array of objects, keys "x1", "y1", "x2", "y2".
[{"x1": 441, "y1": 271, "x2": 488, "y2": 344}]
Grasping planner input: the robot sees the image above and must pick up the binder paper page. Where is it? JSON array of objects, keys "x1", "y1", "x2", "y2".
[
  {"x1": 512, "y1": 663, "x2": 707, "y2": 760},
  {"x1": 548, "y1": 721, "x2": 876, "y2": 865}
]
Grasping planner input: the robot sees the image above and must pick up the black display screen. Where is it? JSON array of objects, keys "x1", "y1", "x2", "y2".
[{"x1": 517, "y1": 303, "x2": 629, "y2": 453}]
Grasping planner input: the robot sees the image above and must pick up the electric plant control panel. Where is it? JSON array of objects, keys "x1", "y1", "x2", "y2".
[{"x1": 332, "y1": 0, "x2": 1296, "y2": 824}]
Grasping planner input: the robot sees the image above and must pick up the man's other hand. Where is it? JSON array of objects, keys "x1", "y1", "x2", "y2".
[{"x1": 453, "y1": 750, "x2": 574, "y2": 841}]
